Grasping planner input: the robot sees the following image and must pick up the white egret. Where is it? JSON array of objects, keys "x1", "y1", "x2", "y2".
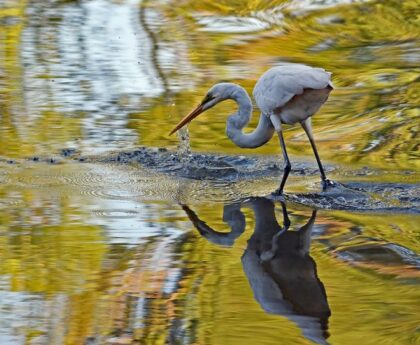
[{"x1": 169, "y1": 64, "x2": 334, "y2": 194}]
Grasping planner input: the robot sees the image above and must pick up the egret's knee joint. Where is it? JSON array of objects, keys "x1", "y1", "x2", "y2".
[{"x1": 270, "y1": 114, "x2": 282, "y2": 132}]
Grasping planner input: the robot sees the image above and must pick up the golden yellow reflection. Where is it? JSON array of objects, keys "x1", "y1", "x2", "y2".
[{"x1": 0, "y1": 0, "x2": 419, "y2": 344}]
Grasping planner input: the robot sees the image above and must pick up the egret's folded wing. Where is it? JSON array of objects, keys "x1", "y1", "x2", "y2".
[{"x1": 253, "y1": 64, "x2": 332, "y2": 114}]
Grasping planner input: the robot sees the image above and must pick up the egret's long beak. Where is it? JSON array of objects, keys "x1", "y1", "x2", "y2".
[{"x1": 169, "y1": 103, "x2": 205, "y2": 136}]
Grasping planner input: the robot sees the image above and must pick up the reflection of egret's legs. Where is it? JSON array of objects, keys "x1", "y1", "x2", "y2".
[
  {"x1": 280, "y1": 201, "x2": 291, "y2": 229},
  {"x1": 296, "y1": 209, "x2": 317, "y2": 255},
  {"x1": 261, "y1": 201, "x2": 290, "y2": 262}
]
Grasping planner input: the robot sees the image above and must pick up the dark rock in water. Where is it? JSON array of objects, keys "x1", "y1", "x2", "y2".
[
  {"x1": 60, "y1": 148, "x2": 78, "y2": 157},
  {"x1": 23, "y1": 156, "x2": 60, "y2": 164}
]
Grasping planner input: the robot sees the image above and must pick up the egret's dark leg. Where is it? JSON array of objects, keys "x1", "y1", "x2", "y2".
[
  {"x1": 270, "y1": 115, "x2": 291, "y2": 195},
  {"x1": 301, "y1": 118, "x2": 333, "y2": 190},
  {"x1": 275, "y1": 130, "x2": 291, "y2": 195}
]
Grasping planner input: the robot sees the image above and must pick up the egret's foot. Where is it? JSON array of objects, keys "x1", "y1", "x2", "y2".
[
  {"x1": 321, "y1": 179, "x2": 336, "y2": 191},
  {"x1": 268, "y1": 188, "x2": 286, "y2": 201}
]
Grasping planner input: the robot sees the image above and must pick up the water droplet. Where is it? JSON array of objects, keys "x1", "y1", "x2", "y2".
[{"x1": 177, "y1": 127, "x2": 192, "y2": 165}]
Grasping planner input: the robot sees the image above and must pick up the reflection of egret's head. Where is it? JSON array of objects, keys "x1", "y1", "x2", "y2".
[
  {"x1": 181, "y1": 203, "x2": 245, "y2": 247},
  {"x1": 182, "y1": 197, "x2": 331, "y2": 345}
]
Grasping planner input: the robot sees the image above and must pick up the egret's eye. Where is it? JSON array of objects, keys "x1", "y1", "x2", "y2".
[{"x1": 201, "y1": 94, "x2": 215, "y2": 105}]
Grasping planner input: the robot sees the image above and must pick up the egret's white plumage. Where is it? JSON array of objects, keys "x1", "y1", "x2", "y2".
[
  {"x1": 253, "y1": 65, "x2": 333, "y2": 124},
  {"x1": 169, "y1": 64, "x2": 335, "y2": 194}
]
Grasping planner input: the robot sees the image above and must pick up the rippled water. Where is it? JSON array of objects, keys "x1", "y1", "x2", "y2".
[{"x1": 0, "y1": 0, "x2": 419, "y2": 344}]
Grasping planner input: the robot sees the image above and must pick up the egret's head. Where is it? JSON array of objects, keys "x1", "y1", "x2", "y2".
[{"x1": 169, "y1": 83, "x2": 237, "y2": 135}]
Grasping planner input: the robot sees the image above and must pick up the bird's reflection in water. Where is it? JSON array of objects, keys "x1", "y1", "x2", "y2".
[{"x1": 182, "y1": 198, "x2": 331, "y2": 345}]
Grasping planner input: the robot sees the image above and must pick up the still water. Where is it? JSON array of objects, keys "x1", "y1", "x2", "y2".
[{"x1": 0, "y1": 0, "x2": 419, "y2": 344}]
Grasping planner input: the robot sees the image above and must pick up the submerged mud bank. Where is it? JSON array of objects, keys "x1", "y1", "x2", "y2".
[
  {"x1": 1, "y1": 147, "x2": 419, "y2": 214},
  {"x1": 286, "y1": 182, "x2": 420, "y2": 214},
  {"x1": 92, "y1": 146, "x2": 330, "y2": 180}
]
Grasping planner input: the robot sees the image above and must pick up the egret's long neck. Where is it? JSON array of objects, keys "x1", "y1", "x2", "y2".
[{"x1": 226, "y1": 86, "x2": 274, "y2": 148}]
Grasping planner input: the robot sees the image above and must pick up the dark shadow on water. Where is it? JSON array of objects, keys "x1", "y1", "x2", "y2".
[{"x1": 182, "y1": 197, "x2": 331, "y2": 345}]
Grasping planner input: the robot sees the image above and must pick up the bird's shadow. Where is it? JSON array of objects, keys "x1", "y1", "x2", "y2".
[{"x1": 181, "y1": 197, "x2": 331, "y2": 345}]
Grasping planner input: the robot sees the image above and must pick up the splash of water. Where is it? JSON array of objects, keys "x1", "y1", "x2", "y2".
[{"x1": 176, "y1": 127, "x2": 192, "y2": 165}]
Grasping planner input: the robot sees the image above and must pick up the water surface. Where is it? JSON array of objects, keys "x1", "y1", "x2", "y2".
[{"x1": 0, "y1": 0, "x2": 419, "y2": 344}]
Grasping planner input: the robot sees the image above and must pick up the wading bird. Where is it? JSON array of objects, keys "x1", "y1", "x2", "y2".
[{"x1": 169, "y1": 64, "x2": 334, "y2": 195}]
